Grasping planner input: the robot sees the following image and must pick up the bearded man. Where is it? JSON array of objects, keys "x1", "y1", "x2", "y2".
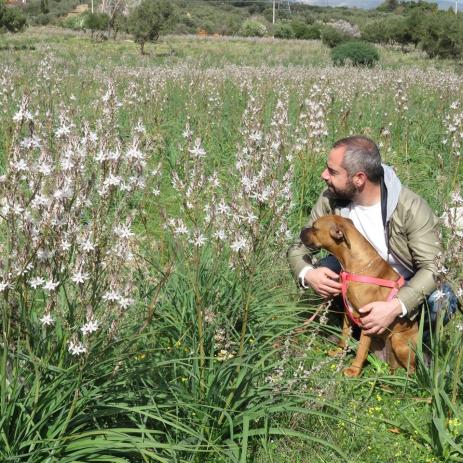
[{"x1": 287, "y1": 136, "x2": 458, "y2": 335}]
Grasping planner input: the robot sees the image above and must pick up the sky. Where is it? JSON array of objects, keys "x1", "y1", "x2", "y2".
[{"x1": 295, "y1": 0, "x2": 459, "y2": 10}]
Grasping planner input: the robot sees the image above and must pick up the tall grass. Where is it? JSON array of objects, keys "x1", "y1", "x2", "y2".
[{"x1": 0, "y1": 29, "x2": 462, "y2": 461}]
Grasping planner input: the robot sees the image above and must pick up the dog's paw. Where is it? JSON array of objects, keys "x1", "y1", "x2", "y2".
[{"x1": 343, "y1": 366, "x2": 362, "y2": 377}]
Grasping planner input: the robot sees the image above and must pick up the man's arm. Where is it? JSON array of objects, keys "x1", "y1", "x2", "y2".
[{"x1": 395, "y1": 195, "x2": 442, "y2": 319}]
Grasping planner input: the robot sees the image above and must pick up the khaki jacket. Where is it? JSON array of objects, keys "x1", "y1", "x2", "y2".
[{"x1": 287, "y1": 165, "x2": 442, "y2": 320}]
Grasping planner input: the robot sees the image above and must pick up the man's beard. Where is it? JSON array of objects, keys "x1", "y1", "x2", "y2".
[{"x1": 326, "y1": 178, "x2": 358, "y2": 200}]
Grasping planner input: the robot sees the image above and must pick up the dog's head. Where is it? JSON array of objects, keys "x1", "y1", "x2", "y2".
[{"x1": 300, "y1": 215, "x2": 354, "y2": 253}]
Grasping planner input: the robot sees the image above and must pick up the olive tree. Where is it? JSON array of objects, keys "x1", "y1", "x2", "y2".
[{"x1": 128, "y1": 0, "x2": 172, "y2": 55}]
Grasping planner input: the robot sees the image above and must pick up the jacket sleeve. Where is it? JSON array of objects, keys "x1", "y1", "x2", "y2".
[
  {"x1": 396, "y1": 196, "x2": 442, "y2": 319},
  {"x1": 287, "y1": 191, "x2": 332, "y2": 282}
]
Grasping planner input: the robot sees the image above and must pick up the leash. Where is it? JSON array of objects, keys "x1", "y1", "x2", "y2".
[{"x1": 340, "y1": 271, "x2": 405, "y2": 327}]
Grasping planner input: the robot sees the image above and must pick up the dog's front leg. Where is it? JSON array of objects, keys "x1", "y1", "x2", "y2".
[{"x1": 343, "y1": 331, "x2": 371, "y2": 377}]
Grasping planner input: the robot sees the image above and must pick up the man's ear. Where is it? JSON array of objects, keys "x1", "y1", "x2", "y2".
[{"x1": 329, "y1": 225, "x2": 351, "y2": 248}]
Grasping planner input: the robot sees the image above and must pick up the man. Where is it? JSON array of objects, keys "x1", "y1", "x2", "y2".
[{"x1": 288, "y1": 136, "x2": 457, "y2": 335}]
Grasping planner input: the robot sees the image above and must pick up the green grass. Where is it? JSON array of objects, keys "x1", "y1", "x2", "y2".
[{"x1": 0, "y1": 27, "x2": 462, "y2": 462}]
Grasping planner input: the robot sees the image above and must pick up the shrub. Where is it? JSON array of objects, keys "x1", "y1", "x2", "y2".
[
  {"x1": 331, "y1": 40, "x2": 379, "y2": 67},
  {"x1": 0, "y1": 4, "x2": 27, "y2": 33},
  {"x1": 239, "y1": 18, "x2": 267, "y2": 37},
  {"x1": 290, "y1": 19, "x2": 321, "y2": 40},
  {"x1": 84, "y1": 12, "x2": 109, "y2": 37},
  {"x1": 273, "y1": 21, "x2": 294, "y2": 39},
  {"x1": 321, "y1": 25, "x2": 350, "y2": 48}
]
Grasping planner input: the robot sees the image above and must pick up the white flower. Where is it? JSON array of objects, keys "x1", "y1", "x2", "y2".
[
  {"x1": 114, "y1": 224, "x2": 134, "y2": 240},
  {"x1": 103, "y1": 290, "x2": 121, "y2": 302},
  {"x1": 60, "y1": 240, "x2": 71, "y2": 252},
  {"x1": 55, "y1": 125, "x2": 71, "y2": 138},
  {"x1": 60, "y1": 157, "x2": 74, "y2": 171},
  {"x1": 433, "y1": 289, "x2": 446, "y2": 301},
  {"x1": 43, "y1": 279, "x2": 60, "y2": 292},
  {"x1": 191, "y1": 232, "x2": 207, "y2": 247},
  {"x1": 80, "y1": 239, "x2": 95, "y2": 252},
  {"x1": 29, "y1": 277, "x2": 45, "y2": 289},
  {"x1": 71, "y1": 270, "x2": 89, "y2": 285},
  {"x1": 188, "y1": 138, "x2": 206, "y2": 158},
  {"x1": 81, "y1": 320, "x2": 99, "y2": 336},
  {"x1": 68, "y1": 341, "x2": 87, "y2": 356},
  {"x1": 174, "y1": 221, "x2": 188, "y2": 236},
  {"x1": 37, "y1": 162, "x2": 53, "y2": 176},
  {"x1": 0, "y1": 281, "x2": 10, "y2": 292},
  {"x1": 231, "y1": 237, "x2": 247, "y2": 253},
  {"x1": 118, "y1": 296, "x2": 134, "y2": 309},
  {"x1": 40, "y1": 313, "x2": 54, "y2": 326},
  {"x1": 213, "y1": 229, "x2": 226, "y2": 240},
  {"x1": 13, "y1": 159, "x2": 28, "y2": 172}
]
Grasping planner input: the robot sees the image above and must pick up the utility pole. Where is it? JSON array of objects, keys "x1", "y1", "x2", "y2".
[
  {"x1": 456, "y1": 0, "x2": 458, "y2": 14},
  {"x1": 272, "y1": 0, "x2": 275, "y2": 24}
]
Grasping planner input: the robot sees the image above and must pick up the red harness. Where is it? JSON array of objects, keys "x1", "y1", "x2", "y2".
[{"x1": 340, "y1": 271, "x2": 405, "y2": 327}]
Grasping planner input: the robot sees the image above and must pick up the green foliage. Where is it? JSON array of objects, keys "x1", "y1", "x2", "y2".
[
  {"x1": 291, "y1": 19, "x2": 321, "y2": 40},
  {"x1": 239, "y1": 18, "x2": 267, "y2": 37},
  {"x1": 273, "y1": 21, "x2": 294, "y2": 40},
  {"x1": 60, "y1": 13, "x2": 85, "y2": 31},
  {"x1": 0, "y1": 3, "x2": 27, "y2": 33},
  {"x1": 321, "y1": 25, "x2": 350, "y2": 48},
  {"x1": 362, "y1": 16, "x2": 412, "y2": 45},
  {"x1": 84, "y1": 12, "x2": 109, "y2": 35},
  {"x1": 413, "y1": 312, "x2": 463, "y2": 461},
  {"x1": 128, "y1": 0, "x2": 173, "y2": 54},
  {"x1": 418, "y1": 11, "x2": 463, "y2": 59},
  {"x1": 331, "y1": 40, "x2": 380, "y2": 67}
]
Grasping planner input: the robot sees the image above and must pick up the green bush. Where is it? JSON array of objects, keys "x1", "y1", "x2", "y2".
[
  {"x1": 60, "y1": 14, "x2": 85, "y2": 30},
  {"x1": 84, "y1": 12, "x2": 109, "y2": 36},
  {"x1": 331, "y1": 40, "x2": 379, "y2": 67},
  {"x1": 291, "y1": 19, "x2": 321, "y2": 40},
  {"x1": 321, "y1": 25, "x2": 350, "y2": 48},
  {"x1": 273, "y1": 21, "x2": 294, "y2": 39},
  {"x1": 0, "y1": 4, "x2": 27, "y2": 33},
  {"x1": 239, "y1": 18, "x2": 267, "y2": 37}
]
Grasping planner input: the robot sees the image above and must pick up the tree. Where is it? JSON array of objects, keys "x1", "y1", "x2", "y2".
[
  {"x1": 0, "y1": 2, "x2": 27, "y2": 33},
  {"x1": 85, "y1": 12, "x2": 109, "y2": 39},
  {"x1": 128, "y1": 0, "x2": 173, "y2": 55},
  {"x1": 418, "y1": 11, "x2": 463, "y2": 59}
]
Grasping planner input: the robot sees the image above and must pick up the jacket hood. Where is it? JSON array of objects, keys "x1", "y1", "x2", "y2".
[
  {"x1": 338, "y1": 164, "x2": 402, "y2": 221},
  {"x1": 382, "y1": 164, "x2": 402, "y2": 221}
]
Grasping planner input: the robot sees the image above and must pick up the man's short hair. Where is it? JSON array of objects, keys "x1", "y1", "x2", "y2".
[{"x1": 333, "y1": 136, "x2": 383, "y2": 184}]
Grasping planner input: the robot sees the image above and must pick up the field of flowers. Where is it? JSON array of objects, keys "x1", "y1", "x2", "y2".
[{"x1": 0, "y1": 28, "x2": 462, "y2": 462}]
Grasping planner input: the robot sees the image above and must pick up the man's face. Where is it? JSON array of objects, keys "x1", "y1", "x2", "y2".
[{"x1": 321, "y1": 146, "x2": 357, "y2": 200}]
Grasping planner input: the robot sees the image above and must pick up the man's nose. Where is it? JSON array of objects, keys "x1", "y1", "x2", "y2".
[{"x1": 321, "y1": 169, "x2": 329, "y2": 181}]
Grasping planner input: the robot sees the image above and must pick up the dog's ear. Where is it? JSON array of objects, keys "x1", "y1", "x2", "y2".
[{"x1": 329, "y1": 225, "x2": 351, "y2": 248}]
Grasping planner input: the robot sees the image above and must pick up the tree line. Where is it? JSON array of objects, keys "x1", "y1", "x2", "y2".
[{"x1": 3, "y1": 0, "x2": 463, "y2": 60}]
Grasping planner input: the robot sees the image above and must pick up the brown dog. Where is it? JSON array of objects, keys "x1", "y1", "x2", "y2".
[{"x1": 300, "y1": 215, "x2": 417, "y2": 377}]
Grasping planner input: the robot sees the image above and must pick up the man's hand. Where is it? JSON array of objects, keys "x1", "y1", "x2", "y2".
[
  {"x1": 358, "y1": 298, "x2": 402, "y2": 335},
  {"x1": 304, "y1": 267, "x2": 342, "y2": 298}
]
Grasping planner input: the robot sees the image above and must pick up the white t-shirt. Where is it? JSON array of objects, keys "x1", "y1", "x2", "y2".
[{"x1": 348, "y1": 201, "x2": 413, "y2": 280}]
